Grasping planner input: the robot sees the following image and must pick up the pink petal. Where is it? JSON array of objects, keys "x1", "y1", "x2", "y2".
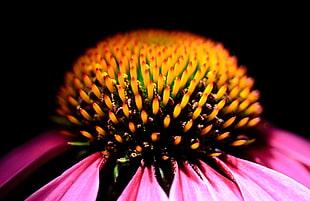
[
  {"x1": 0, "y1": 131, "x2": 68, "y2": 194},
  {"x1": 118, "y1": 164, "x2": 169, "y2": 201},
  {"x1": 249, "y1": 146, "x2": 310, "y2": 188},
  {"x1": 216, "y1": 155, "x2": 310, "y2": 200},
  {"x1": 197, "y1": 160, "x2": 243, "y2": 200},
  {"x1": 249, "y1": 127, "x2": 310, "y2": 188},
  {"x1": 169, "y1": 162, "x2": 222, "y2": 201},
  {"x1": 266, "y1": 128, "x2": 310, "y2": 165},
  {"x1": 25, "y1": 152, "x2": 105, "y2": 201}
]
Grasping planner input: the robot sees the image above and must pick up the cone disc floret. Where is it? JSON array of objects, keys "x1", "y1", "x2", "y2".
[{"x1": 56, "y1": 29, "x2": 262, "y2": 168}]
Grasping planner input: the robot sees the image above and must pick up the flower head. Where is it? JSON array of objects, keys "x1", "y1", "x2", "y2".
[
  {"x1": 55, "y1": 29, "x2": 263, "y2": 194},
  {"x1": 2, "y1": 29, "x2": 310, "y2": 201},
  {"x1": 57, "y1": 29, "x2": 262, "y2": 159}
]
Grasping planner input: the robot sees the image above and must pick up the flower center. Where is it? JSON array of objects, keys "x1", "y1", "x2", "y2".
[{"x1": 56, "y1": 29, "x2": 262, "y2": 165}]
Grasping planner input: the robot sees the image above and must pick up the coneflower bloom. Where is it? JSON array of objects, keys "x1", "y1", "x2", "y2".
[{"x1": 1, "y1": 29, "x2": 310, "y2": 201}]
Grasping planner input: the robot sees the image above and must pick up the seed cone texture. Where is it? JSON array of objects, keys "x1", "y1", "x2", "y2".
[{"x1": 56, "y1": 29, "x2": 262, "y2": 164}]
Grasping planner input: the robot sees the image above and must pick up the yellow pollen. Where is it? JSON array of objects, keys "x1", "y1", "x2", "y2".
[
  {"x1": 131, "y1": 77, "x2": 139, "y2": 95},
  {"x1": 101, "y1": 150, "x2": 110, "y2": 156},
  {"x1": 248, "y1": 90, "x2": 260, "y2": 102},
  {"x1": 230, "y1": 139, "x2": 247, "y2": 146},
  {"x1": 82, "y1": 74, "x2": 92, "y2": 88},
  {"x1": 198, "y1": 93, "x2": 209, "y2": 107},
  {"x1": 238, "y1": 99, "x2": 250, "y2": 112},
  {"x1": 188, "y1": 78, "x2": 198, "y2": 95},
  {"x1": 122, "y1": 103, "x2": 130, "y2": 118},
  {"x1": 229, "y1": 76, "x2": 239, "y2": 88},
  {"x1": 206, "y1": 70, "x2": 216, "y2": 84},
  {"x1": 217, "y1": 99, "x2": 226, "y2": 110},
  {"x1": 245, "y1": 102, "x2": 263, "y2": 115},
  {"x1": 114, "y1": 134, "x2": 123, "y2": 143},
  {"x1": 207, "y1": 108, "x2": 219, "y2": 121},
  {"x1": 136, "y1": 145, "x2": 143, "y2": 152},
  {"x1": 216, "y1": 132, "x2": 230, "y2": 141},
  {"x1": 161, "y1": 59, "x2": 169, "y2": 76},
  {"x1": 162, "y1": 156, "x2": 169, "y2": 160},
  {"x1": 183, "y1": 119, "x2": 193, "y2": 132},
  {"x1": 98, "y1": 58, "x2": 107, "y2": 72},
  {"x1": 91, "y1": 84, "x2": 102, "y2": 99},
  {"x1": 117, "y1": 72, "x2": 127, "y2": 88},
  {"x1": 217, "y1": 71, "x2": 228, "y2": 88},
  {"x1": 109, "y1": 111, "x2": 118, "y2": 124},
  {"x1": 129, "y1": 122, "x2": 136, "y2": 133},
  {"x1": 135, "y1": 94, "x2": 143, "y2": 111},
  {"x1": 163, "y1": 115, "x2": 171, "y2": 128},
  {"x1": 173, "y1": 59, "x2": 183, "y2": 77},
  {"x1": 239, "y1": 76, "x2": 250, "y2": 89},
  {"x1": 229, "y1": 86, "x2": 240, "y2": 99},
  {"x1": 222, "y1": 116, "x2": 236, "y2": 129},
  {"x1": 141, "y1": 110, "x2": 148, "y2": 124},
  {"x1": 200, "y1": 124, "x2": 213, "y2": 136},
  {"x1": 225, "y1": 99, "x2": 239, "y2": 114},
  {"x1": 79, "y1": 89, "x2": 91, "y2": 104},
  {"x1": 172, "y1": 77, "x2": 181, "y2": 97},
  {"x1": 193, "y1": 68, "x2": 204, "y2": 82},
  {"x1": 151, "y1": 132, "x2": 160, "y2": 142},
  {"x1": 152, "y1": 97, "x2": 160, "y2": 115},
  {"x1": 216, "y1": 84, "x2": 227, "y2": 100},
  {"x1": 153, "y1": 65, "x2": 160, "y2": 83},
  {"x1": 157, "y1": 74, "x2": 165, "y2": 93},
  {"x1": 180, "y1": 92, "x2": 190, "y2": 108},
  {"x1": 80, "y1": 131, "x2": 93, "y2": 139},
  {"x1": 192, "y1": 106, "x2": 202, "y2": 120},
  {"x1": 173, "y1": 136, "x2": 182, "y2": 145},
  {"x1": 130, "y1": 66, "x2": 137, "y2": 81},
  {"x1": 79, "y1": 108, "x2": 92, "y2": 121},
  {"x1": 73, "y1": 77, "x2": 83, "y2": 89},
  {"x1": 203, "y1": 82, "x2": 214, "y2": 94},
  {"x1": 109, "y1": 56, "x2": 118, "y2": 73},
  {"x1": 107, "y1": 64, "x2": 116, "y2": 79},
  {"x1": 66, "y1": 115, "x2": 82, "y2": 125},
  {"x1": 105, "y1": 76, "x2": 115, "y2": 93},
  {"x1": 248, "y1": 117, "x2": 261, "y2": 127},
  {"x1": 95, "y1": 69, "x2": 105, "y2": 86},
  {"x1": 240, "y1": 87, "x2": 250, "y2": 99},
  {"x1": 173, "y1": 103, "x2": 182, "y2": 119},
  {"x1": 190, "y1": 142, "x2": 200, "y2": 150},
  {"x1": 163, "y1": 86, "x2": 170, "y2": 106},
  {"x1": 95, "y1": 126, "x2": 106, "y2": 136},
  {"x1": 235, "y1": 117, "x2": 250, "y2": 128},
  {"x1": 103, "y1": 95, "x2": 113, "y2": 110},
  {"x1": 180, "y1": 69, "x2": 189, "y2": 89},
  {"x1": 208, "y1": 152, "x2": 222, "y2": 157},
  {"x1": 67, "y1": 96, "x2": 78, "y2": 107},
  {"x1": 147, "y1": 81, "x2": 154, "y2": 100},
  {"x1": 118, "y1": 62, "x2": 127, "y2": 77},
  {"x1": 117, "y1": 85, "x2": 126, "y2": 103},
  {"x1": 167, "y1": 67, "x2": 174, "y2": 86}
]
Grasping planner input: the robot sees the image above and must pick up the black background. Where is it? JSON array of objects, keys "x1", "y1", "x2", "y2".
[{"x1": 1, "y1": 3, "x2": 309, "y2": 156}]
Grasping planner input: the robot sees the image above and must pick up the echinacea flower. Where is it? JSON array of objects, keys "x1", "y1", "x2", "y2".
[{"x1": 1, "y1": 29, "x2": 310, "y2": 201}]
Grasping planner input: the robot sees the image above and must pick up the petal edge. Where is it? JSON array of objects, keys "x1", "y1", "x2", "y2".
[{"x1": 25, "y1": 152, "x2": 105, "y2": 201}]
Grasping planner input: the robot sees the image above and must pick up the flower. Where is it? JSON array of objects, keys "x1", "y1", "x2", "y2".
[
  {"x1": 0, "y1": 132, "x2": 68, "y2": 199},
  {"x1": 247, "y1": 125, "x2": 310, "y2": 189},
  {"x1": 1, "y1": 29, "x2": 310, "y2": 200}
]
